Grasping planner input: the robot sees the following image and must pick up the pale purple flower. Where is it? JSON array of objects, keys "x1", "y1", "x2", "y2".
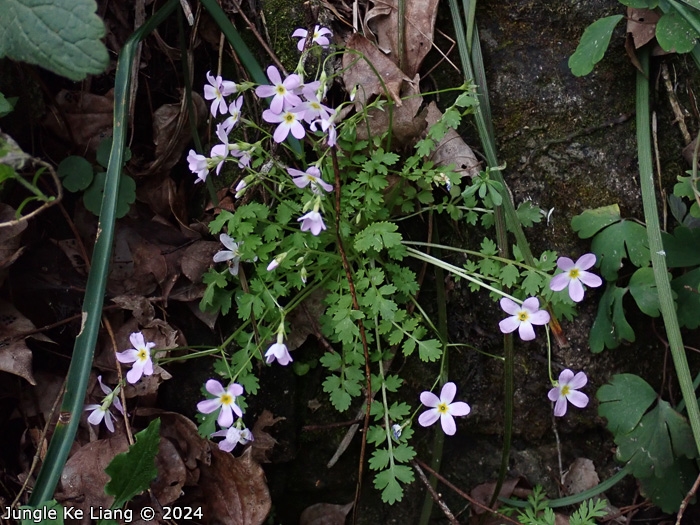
[
  {"x1": 498, "y1": 297, "x2": 550, "y2": 341},
  {"x1": 288, "y1": 166, "x2": 333, "y2": 193},
  {"x1": 298, "y1": 210, "x2": 327, "y2": 235},
  {"x1": 204, "y1": 71, "x2": 237, "y2": 117},
  {"x1": 187, "y1": 150, "x2": 209, "y2": 183},
  {"x1": 265, "y1": 340, "x2": 293, "y2": 366},
  {"x1": 232, "y1": 145, "x2": 253, "y2": 168},
  {"x1": 548, "y1": 369, "x2": 589, "y2": 417},
  {"x1": 222, "y1": 96, "x2": 244, "y2": 134},
  {"x1": 418, "y1": 382, "x2": 471, "y2": 436},
  {"x1": 549, "y1": 254, "x2": 603, "y2": 302},
  {"x1": 211, "y1": 426, "x2": 254, "y2": 452},
  {"x1": 197, "y1": 379, "x2": 244, "y2": 428},
  {"x1": 116, "y1": 332, "x2": 156, "y2": 384},
  {"x1": 255, "y1": 66, "x2": 302, "y2": 114},
  {"x1": 296, "y1": 91, "x2": 335, "y2": 125},
  {"x1": 263, "y1": 108, "x2": 306, "y2": 143},
  {"x1": 310, "y1": 115, "x2": 337, "y2": 146},
  {"x1": 213, "y1": 233, "x2": 241, "y2": 276},
  {"x1": 84, "y1": 376, "x2": 124, "y2": 433},
  {"x1": 292, "y1": 25, "x2": 332, "y2": 51}
]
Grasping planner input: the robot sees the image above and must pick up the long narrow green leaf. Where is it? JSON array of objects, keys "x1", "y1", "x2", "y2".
[
  {"x1": 635, "y1": 48, "x2": 700, "y2": 456},
  {"x1": 28, "y1": 0, "x2": 180, "y2": 506}
]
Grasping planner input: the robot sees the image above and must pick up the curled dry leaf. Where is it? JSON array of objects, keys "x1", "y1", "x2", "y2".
[
  {"x1": 469, "y1": 477, "x2": 523, "y2": 515},
  {"x1": 58, "y1": 434, "x2": 130, "y2": 524},
  {"x1": 44, "y1": 89, "x2": 114, "y2": 153},
  {"x1": 363, "y1": 0, "x2": 439, "y2": 77},
  {"x1": 0, "y1": 203, "x2": 27, "y2": 286},
  {"x1": 424, "y1": 102, "x2": 480, "y2": 177},
  {"x1": 153, "y1": 437, "x2": 187, "y2": 505},
  {"x1": 562, "y1": 457, "x2": 599, "y2": 494},
  {"x1": 299, "y1": 502, "x2": 354, "y2": 525},
  {"x1": 285, "y1": 289, "x2": 326, "y2": 351},
  {"x1": 342, "y1": 33, "x2": 410, "y2": 108},
  {"x1": 180, "y1": 446, "x2": 271, "y2": 525},
  {"x1": 111, "y1": 295, "x2": 156, "y2": 326},
  {"x1": 251, "y1": 409, "x2": 286, "y2": 463},
  {"x1": 144, "y1": 90, "x2": 207, "y2": 175},
  {"x1": 0, "y1": 298, "x2": 52, "y2": 385},
  {"x1": 626, "y1": 8, "x2": 660, "y2": 50},
  {"x1": 355, "y1": 74, "x2": 426, "y2": 146}
]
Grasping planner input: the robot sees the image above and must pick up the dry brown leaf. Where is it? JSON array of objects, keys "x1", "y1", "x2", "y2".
[
  {"x1": 470, "y1": 477, "x2": 522, "y2": 515},
  {"x1": 187, "y1": 447, "x2": 271, "y2": 525},
  {"x1": 58, "y1": 435, "x2": 130, "y2": 523},
  {"x1": 0, "y1": 298, "x2": 50, "y2": 384},
  {"x1": 111, "y1": 295, "x2": 155, "y2": 325},
  {"x1": 44, "y1": 89, "x2": 114, "y2": 152},
  {"x1": 0, "y1": 204, "x2": 27, "y2": 286},
  {"x1": 285, "y1": 289, "x2": 326, "y2": 351},
  {"x1": 363, "y1": 0, "x2": 439, "y2": 77},
  {"x1": 181, "y1": 241, "x2": 220, "y2": 283},
  {"x1": 153, "y1": 437, "x2": 187, "y2": 505},
  {"x1": 251, "y1": 409, "x2": 285, "y2": 463},
  {"x1": 154, "y1": 91, "x2": 206, "y2": 168},
  {"x1": 342, "y1": 33, "x2": 410, "y2": 108},
  {"x1": 424, "y1": 102, "x2": 480, "y2": 177},
  {"x1": 299, "y1": 502, "x2": 354, "y2": 525},
  {"x1": 627, "y1": 8, "x2": 660, "y2": 49},
  {"x1": 355, "y1": 74, "x2": 426, "y2": 146}
]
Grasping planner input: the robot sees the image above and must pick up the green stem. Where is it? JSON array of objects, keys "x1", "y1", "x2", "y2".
[
  {"x1": 27, "y1": 0, "x2": 180, "y2": 506},
  {"x1": 636, "y1": 48, "x2": 700, "y2": 454}
]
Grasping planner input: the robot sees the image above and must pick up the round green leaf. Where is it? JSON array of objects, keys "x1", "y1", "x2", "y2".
[
  {"x1": 628, "y1": 267, "x2": 662, "y2": 317},
  {"x1": 57, "y1": 155, "x2": 93, "y2": 192},
  {"x1": 656, "y1": 11, "x2": 698, "y2": 54},
  {"x1": 83, "y1": 172, "x2": 136, "y2": 218},
  {"x1": 568, "y1": 15, "x2": 624, "y2": 77}
]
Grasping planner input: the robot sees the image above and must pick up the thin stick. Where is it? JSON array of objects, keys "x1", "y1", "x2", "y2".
[
  {"x1": 413, "y1": 461, "x2": 460, "y2": 525},
  {"x1": 676, "y1": 470, "x2": 700, "y2": 525},
  {"x1": 414, "y1": 459, "x2": 522, "y2": 525}
]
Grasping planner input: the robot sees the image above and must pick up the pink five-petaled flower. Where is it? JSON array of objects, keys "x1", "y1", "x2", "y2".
[
  {"x1": 549, "y1": 254, "x2": 603, "y2": 303},
  {"x1": 197, "y1": 379, "x2": 244, "y2": 428},
  {"x1": 204, "y1": 71, "x2": 237, "y2": 117},
  {"x1": 116, "y1": 332, "x2": 156, "y2": 384},
  {"x1": 84, "y1": 376, "x2": 124, "y2": 433},
  {"x1": 262, "y1": 108, "x2": 306, "y2": 143},
  {"x1": 418, "y1": 382, "x2": 471, "y2": 436},
  {"x1": 498, "y1": 297, "x2": 550, "y2": 341},
  {"x1": 292, "y1": 25, "x2": 332, "y2": 51},
  {"x1": 222, "y1": 96, "x2": 244, "y2": 134},
  {"x1": 265, "y1": 339, "x2": 293, "y2": 366},
  {"x1": 211, "y1": 426, "x2": 254, "y2": 453},
  {"x1": 255, "y1": 66, "x2": 302, "y2": 114},
  {"x1": 296, "y1": 90, "x2": 335, "y2": 125},
  {"x1": 548, "y1": 369, "x2": 589, "y2": 417},
  {"x1": 187, "y1": 150, "x2": 209, "y2": 183},
  {"x1": 298, "y1": 210, "x2": 327, "y2": 235},
  {"x1": 288, "y1": 166, "x2": 333, "y2": 194},
  {"x1": 213, "y1": 233, "x2": 242, "y2": 276}
]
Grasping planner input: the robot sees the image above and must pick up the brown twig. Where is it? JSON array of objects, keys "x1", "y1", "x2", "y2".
[
  {"x1": 413, "y1": 461, "x2": 460, "y2": 525},
  {"x1": 414, "y1": 459, "x2": 522, "y2": 525},
  {"x1": 302, "y1": 418, "x2": 364, "y2": 432},
  {"x1": 331, "y1": 147, "x2": 372, "y2": 523},
  {"x1": 103, "y1": 317, "x2": 134, "y2": 446},
  {"x1": 676, "y1": 470, "x2": 700, "y2": 525},
  {"x1": 230, "y1": 0, "x2": 287, "y2": 75}
]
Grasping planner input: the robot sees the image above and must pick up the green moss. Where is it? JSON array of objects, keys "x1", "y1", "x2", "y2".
[{"x1": 260, "y1": 0, "x2": 306, "y2": 72}]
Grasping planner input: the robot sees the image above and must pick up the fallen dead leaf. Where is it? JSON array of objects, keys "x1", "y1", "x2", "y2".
[
  {"x1": 44, "y1": 89, "x2": 114, "y2": 153},
  {"x1": 424, "y1": 102, "x2": 480, "y2": 177},
  {"x1": 299, "y1": 502, "x2": 354, "y2": 525},
  {"x1": 181, "y1": 446, "x2": 271, "y2": 525},
  {"x1": 363, "y1": 0, "x2": 439, "y2": 77},
  {"x1": 251, "y1": 409, "x2": 285, "y2": 463},
  {"x1": 111, "y1": 295, "x2": 156, "y2": 326},
  {"x1": 470, "y1": 477, "x2": 525, "y2": 515},
  {"x1": 343, "y1": 33, "x2": 410, "y2": 108},
  {"x1": 0, "y1": 298, "x2": 54, "y2": 385},
  {"x1": 57, "y1": 435, "x2": 130, "y2": 524},
  {"x1": 0, "y1": 203, "x2": 27, "y2": 286},
  {"x1": 563, "y1": 457, "x2": 599, "y2": 494},
  {"x1": 626, "y1": 8, "x2": 660, "y2": 50},
  {"x1": 153, "y1": 437, "x2": 187, "y2": 505}
]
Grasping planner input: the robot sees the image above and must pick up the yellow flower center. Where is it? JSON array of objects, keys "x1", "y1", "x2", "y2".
[
  {"x1": 517, "y1": 311, "x2": 529, "y2": 322},
  {"x1": 561, "y1": 385, "x2": 570, "y2": 396},
  {"x1": 275, "y1": 85, "x2": 287, "y2": 96},
  {"x1": 283, "y1": 112, "x2": 295, "y2": 123},
  {"x1": 220, "y1": 393, "x2": 233, "y2": 406},
  {"x1": 437, "y1": 402, "x2": 448, "y2": 414},
  {"x1": 137, "y1": 349, "x2": 148, "y2": 362},
  {"x1": 568, "y1": 268, "x2": 580, "y2": 279}
]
